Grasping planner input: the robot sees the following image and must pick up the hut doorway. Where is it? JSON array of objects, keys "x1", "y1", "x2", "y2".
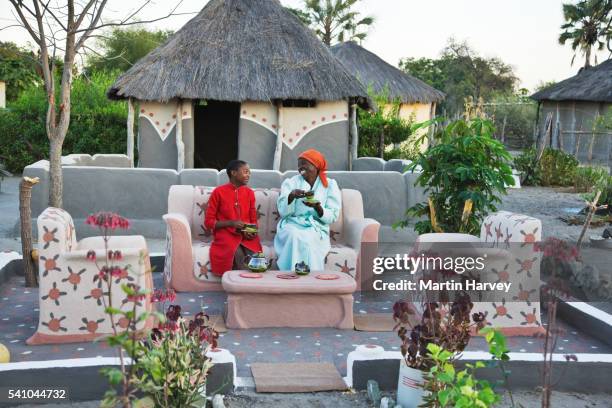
[{"x1": 194, "y1": 100, "x2": 240, "y2": 169}]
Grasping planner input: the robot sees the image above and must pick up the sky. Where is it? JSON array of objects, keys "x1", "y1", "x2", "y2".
[{"x1": 1, "y1": 0, "x2": 610, "y2": 92}]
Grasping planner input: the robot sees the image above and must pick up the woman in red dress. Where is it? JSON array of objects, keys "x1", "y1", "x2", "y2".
[{"x1": 204, "y1": 160, "x2": 262, "y2": 276}]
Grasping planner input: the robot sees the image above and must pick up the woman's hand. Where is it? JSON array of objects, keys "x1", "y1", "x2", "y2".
[
  {"x1": 288, "y1": 189, "x2": 306, "y2": 204},
  {"x1": 242, "y1": 231, "x2": 257, "y2": 240},
  {"x1": 303, "y1": 200, "x2": 323, "y2": 217}
]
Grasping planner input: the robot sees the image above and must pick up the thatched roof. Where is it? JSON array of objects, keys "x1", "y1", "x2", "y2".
[
  {"x1": 531, "y1": 59, "x2": 612, "y2": 103},
  {"x1": 107, "y1": 0, "x2": 368, "y2": 104},
  {"x1": 330, "y1": 42, "x2": 445, "y2": 104}
]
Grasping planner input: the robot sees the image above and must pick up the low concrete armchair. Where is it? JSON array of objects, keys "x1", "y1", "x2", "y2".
[
  {"x1": 416, "y1": 211, "x2": 543, "y2": 335},
  {"x1": 163, "y1": 185, "x2": 380, "y2": 292},
  {"x1": 27, "y1": 207, "x2": 153, "y2": 345}
]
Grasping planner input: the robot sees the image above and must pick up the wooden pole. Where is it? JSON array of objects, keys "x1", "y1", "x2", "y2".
[
  {"x1": 349, "y1": 103, "x2": 358, "y2": 169},
  {"x1": 20, "y1": 176, "x2": 40, "y2": 287},
  {"x1": 428, "y1": 102, "x2": 436, "y2": 147},
  {"x1": 577, "y1": 190, "x2": 607, "y2": 249},
  {"x1": 273, "y1": 102, "x2": 283, "y2": 171},
  {"x1": 500, "y1": 114, "x2": 507, "y2": 144},
  {"x1": 176, "y1": 99, "x2": 185, "y2": 172},
  {"x1": 127, "y1": 98, "x2": 135, "y2": 167}
]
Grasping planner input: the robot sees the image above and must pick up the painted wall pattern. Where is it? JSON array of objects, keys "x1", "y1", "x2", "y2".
[
  {"x1": 140, "y1": 100, "x2": 193, "y2": 141},
  {"x1": 240, "y1": 101, "x2": 349, "y2": 150}
]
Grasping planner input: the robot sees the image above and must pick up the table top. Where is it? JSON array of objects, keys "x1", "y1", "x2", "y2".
[{"x1": 221, "y1": 270, "x2": 356, "y2": 294}]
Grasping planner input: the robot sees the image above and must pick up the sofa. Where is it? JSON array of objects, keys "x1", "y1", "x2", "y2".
[
  {"x1": 27, "y1": 207, "x2": 154, "y2": 345},
  {"x1": 163, "y1": 185, "x2": 380, "y2": 291}
]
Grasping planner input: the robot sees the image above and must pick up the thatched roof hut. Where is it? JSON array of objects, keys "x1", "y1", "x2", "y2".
[
  {"x1": 108, "y1": 0, "x2": 369, "y2": 172},
  {"x1": 531, "y1": 59, "x2": 612, "y2": 103},
  {"x1": 108, "y1": 0, "x2": 368, "y2": 104},
  {"x1": 331, "y1": 42, "x2": 444, "y2": 104},
  {"x1": 530, "y1": 60, "x2": 612, "y2": 166}
]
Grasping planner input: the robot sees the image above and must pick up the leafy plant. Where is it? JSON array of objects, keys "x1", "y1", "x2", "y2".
[
  {"x1": 393, "y1": 294, "x2": 486, "y2": 371},
  {"x1": 538, "y1": 148, "x2": 579, "y2": 186},
  {"x1": 513, "y1": 148, "x2": 541, "y2": 186},
  {"x1": 574, "y1": 165, "x2": 608, "y2": 193},
  {"x1": 395, "y1": 118, "x2": 514, "y2": 235},
  {"x1": 422, "y1": 343, "x2": 500, "y2": 408}
]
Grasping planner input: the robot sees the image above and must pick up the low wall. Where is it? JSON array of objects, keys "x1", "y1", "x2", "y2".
[
  {"x1": 23, "y1": 161, "x2": 426, "y2": 238},
  {"x1": 353, "y1": 157, "x2": 422, "y2": 173}
]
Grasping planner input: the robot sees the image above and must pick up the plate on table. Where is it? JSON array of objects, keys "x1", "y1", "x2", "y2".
[
  {"x1": 240, "y1": 272, "x2": 264, "y2": 279},
  {"x1": 277, "y1": 273, "x2": 299, "y2": 280},
  {"x1": 316, "y1": 274, "x2": 339, "y2": 280}
]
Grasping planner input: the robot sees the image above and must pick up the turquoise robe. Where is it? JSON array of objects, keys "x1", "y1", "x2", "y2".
[{"x1": 274, "y1": 175, "x2": 341, "y2": 271}]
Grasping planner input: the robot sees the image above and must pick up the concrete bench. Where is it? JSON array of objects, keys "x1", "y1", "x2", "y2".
[{"x1": 222, "y1": 270, "x2": 356, "y2": 329}]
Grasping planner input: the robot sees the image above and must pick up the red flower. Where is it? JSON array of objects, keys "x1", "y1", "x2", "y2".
[
  {"x1": 86, "y1": 250, "x2": 96, "y2": 261},
  {"x1": 86, "y1": 212, "x2": 130, "y2": 230}
]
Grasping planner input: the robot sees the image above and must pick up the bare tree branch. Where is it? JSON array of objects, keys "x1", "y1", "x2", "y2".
[{"x1": 8, "y1": 0, "x2": 42, "y2": 44}]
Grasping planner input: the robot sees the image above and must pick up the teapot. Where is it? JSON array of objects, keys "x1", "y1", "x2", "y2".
[
  {"x1": 294, "y1": 261, "x2": 310, "y2": 275},
  {"x1": 245, "y1": 252, "x2": 270, "y2": 273}
]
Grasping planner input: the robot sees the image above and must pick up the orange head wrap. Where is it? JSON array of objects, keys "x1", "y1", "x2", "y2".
[{"x1": 299, "y1": 149, "x2": 328, "y2": 187}]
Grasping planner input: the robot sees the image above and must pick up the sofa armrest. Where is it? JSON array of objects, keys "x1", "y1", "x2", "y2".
[
  {"x1": 163, "y1": 213, "x2": 193, "y2": 244},
  {"x1": 162, "y1": 213, "x2": 195, "y2": 290},
  {"x1": 345, "y1": 217, "x2": 380, "y2": 250}
]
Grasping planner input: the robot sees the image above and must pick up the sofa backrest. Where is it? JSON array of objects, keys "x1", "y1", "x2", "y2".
[{"x1": 167, "y1": 185, "x2": 361, "y2": 244}]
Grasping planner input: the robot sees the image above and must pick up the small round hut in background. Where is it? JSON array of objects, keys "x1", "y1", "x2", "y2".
[
  {"x1": 331, "y1": 41, "x2": 444, "y2": 132},
  {"x1": 531, "y1": 60, "x2": 612, "y2": 165},
  {"x1": 108, "y1": 0, "x2": 369, "y2": 171}
]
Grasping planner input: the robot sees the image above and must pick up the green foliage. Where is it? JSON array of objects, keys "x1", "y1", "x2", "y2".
[
  {"x1": 558, "y1": 0, "x2": 612, "y2": 67},
  {"x1": 399, "y1": 39, "x2": 518, "y2": 115},
  {"x1": 285, "y1": 6, "x2": 312, "y2": 25},
  {"x1": 483, "y1": 94, "x2": 538, "y2": 149},
  {"x1": 514, "y1": 148, "x2": 580, "y2": 187},
  {"x1": 395, "y1": 118, "x2": 514, "y2": 235},
  {"x1": 513, "y1": 148, "x2": 541, "y2": 186},
  {"x1": 423, "y1": 343, "x2": 501, "y2": 408},
  {"x1": 0, "y1": 42, "x2": 42, "y2": 101},
  {"x1": 574, "y1": 165, "x2": 609, "y2": 193},
  {"x1": 357, "y1": 92, "x2": 416, "y2": 158},
  {"x1": 301, "y1": 0, "x2": 374, "y2": 45},
  {"x1": 0, "y1": 71, "x2": 128, "y2": 173},
  {"x1": 539, "y1": 148, "x2": 579, "y2": 186},
  {"x1": 86, "y1": 27, "x2": 172, "y2": 74}
]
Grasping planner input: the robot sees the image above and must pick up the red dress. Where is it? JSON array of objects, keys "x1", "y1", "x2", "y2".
[{"x1": 204, "y1": 183, "x2": 262, "y2": 276}]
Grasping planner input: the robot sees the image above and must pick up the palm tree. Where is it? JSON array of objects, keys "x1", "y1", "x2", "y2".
[
  {"x1": 303, "y1": 0, "x2": 374, "y2": 46},
  {"x1": 558, "y1": 0, "x2": 612, "y2": 68}
]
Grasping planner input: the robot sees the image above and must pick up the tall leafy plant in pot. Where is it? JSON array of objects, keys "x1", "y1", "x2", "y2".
[{"x1": 395, "y1": 118, "x2": 514, "y2": 235}]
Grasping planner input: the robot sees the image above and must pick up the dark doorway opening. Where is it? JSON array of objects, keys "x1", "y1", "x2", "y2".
[{"x1": 194, "y1": 100, "x2": 240, "y2": 169}]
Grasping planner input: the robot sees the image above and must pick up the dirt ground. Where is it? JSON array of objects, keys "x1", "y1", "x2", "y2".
[{"x1": 10, "y1": 390, "x2": 612, "y2": 407}]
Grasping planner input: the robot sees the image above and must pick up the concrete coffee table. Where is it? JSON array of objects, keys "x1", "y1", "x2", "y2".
[{"x1": 222, "y1": 270, "x2": 356, "y2": 329}]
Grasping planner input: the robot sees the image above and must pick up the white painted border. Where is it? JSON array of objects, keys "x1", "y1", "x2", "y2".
[
  {"x1": 0, "y1": 251, "x2": 20, "y2": 270},
  {"x1": 565, "y1": 301, "x2": 612, "y2": 326}
]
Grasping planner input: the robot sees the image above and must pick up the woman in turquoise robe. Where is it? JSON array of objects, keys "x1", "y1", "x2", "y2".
[{"x1": 274, "y1": 149, "x2": 341, "y2": 271}]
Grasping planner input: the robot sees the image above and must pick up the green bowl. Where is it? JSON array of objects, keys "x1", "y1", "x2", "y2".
[
  {"x1": 295, "y1": 269, "x2": 310, "y2": 276},
  {"x1": 243, "y1": 227, "x2": 258, "y2": 233},
  {"x1": 303, "y1": 198, "x2": 319, "y2": 204}
]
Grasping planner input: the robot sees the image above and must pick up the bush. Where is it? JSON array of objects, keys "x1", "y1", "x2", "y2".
[
  {"x1": 396, "y1": 118, "x2": 514, "y2": 235},
  {"x1": 539, "y1": 148, "x2": 579, "y2": 187},
  {"x1": 574, "y1": 166, "x2": 609, "y2": 193},
  {"x1": 0, "y1": 71, "x2": 128, "y2": 173},
  {"x1": 513, "y1": 147, "x2": 580, "y2": 187},
  {"x1": 513, "y1": 148, "x2": 540, "y2": 186}
]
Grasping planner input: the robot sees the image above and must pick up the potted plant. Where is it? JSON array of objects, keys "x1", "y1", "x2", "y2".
[{"x1": 393, "y1": 294, "x2": 486, "y2": 408}]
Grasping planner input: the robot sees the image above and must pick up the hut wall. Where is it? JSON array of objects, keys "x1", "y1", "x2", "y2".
[
  {"x1": 279, "y1": 101, "x2": 349, "y2": 171},
  {"x1": 137, "y1": 100, "x2": 194, "y2": 169},
  {"x1": 538, "y1": 100, "x2": 612, "y2": 166},
  {"x1": 238, "y1": 102, "x2": 278, "y2": 169}
]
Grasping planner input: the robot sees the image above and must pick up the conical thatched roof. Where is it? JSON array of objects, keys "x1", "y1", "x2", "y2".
[
  {"x1": 531, "y1": 59, "x2": 612, "y2": 103},
  {"x1": 107, "y1": 0, "x2": 368, "y2": 104},
  {"x1": 330, "y1": 42, "x2": 445, "y2": 104}
]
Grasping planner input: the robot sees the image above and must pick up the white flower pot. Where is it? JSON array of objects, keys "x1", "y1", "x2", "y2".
[{"x1": 397, "y1": 360, "x2": 426, "y2": 408}]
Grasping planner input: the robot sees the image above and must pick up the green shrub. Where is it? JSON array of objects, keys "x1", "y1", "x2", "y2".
[
  {"x1": 539, "y1": 148, "x2": 579, "y2": 186},
  {"x1": 395, "y1": 118, "x2": 514, "y2": 235},
  {"x1": 574, "y1": 166, "x2": 609, "y2": 193},
  {"x1": 513, "y1": 148, "x2": 540, "y2": 186},
  {"x1": 0, "y1": 71, "x2": 128, "y2": 173}
]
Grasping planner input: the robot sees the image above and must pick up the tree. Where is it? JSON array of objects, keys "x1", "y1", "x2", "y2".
[
  {"x1": 302, "y1": 0, "x2": 374, "y2": 46},
  {"x1": 400, "y1": 39, "x2": 518, "y2": 115},
  {"x1": 558, "y1": 0, "x2": 612, "y2": 68},
  {"x1": 285, "y1": 6, "x2": 312, "y2": 26},
  {"x1": 7, "y1": 0, "x2": 182, "y2": 208},
  {"x1": 0, "y1": 42, "x2": 41, "y2": 101},
  {"x1": 85, "y1": 27, "x2": 173, "y2": 74}
]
